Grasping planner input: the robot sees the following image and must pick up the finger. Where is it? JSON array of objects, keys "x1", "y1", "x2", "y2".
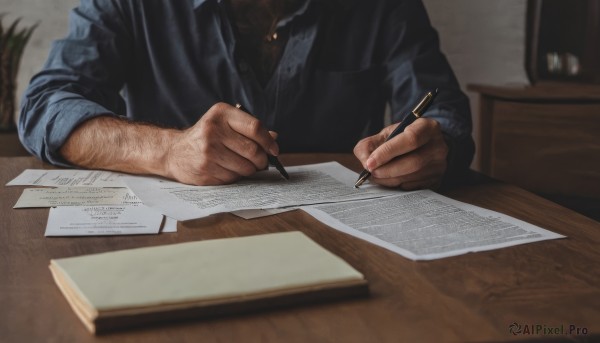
[
  {"x1": 193, "y1": 136, "x2": 254, "y2": 181},
  {"x1": 353, "y1": 129, "x2": 389, "y2": 166},
  {"x1": 269, "y1": 131, "x2": 278, "y2": 140},
  {"x1": 371, "y1": 160, "x2": 446, "y2": 187},
  {"x1": 353, "y1": 137, "x2": 377, "y2": 166},
  {"x1": 369, "y1": 162, "x2": 445, "y2": 188},
  {"x1": 366, "y1": 118, "x2": 438, "y2": 171},
  {"x1": 184, "y1": 159, "x2": 241, "y2": 185},
  {"x1": 221, "y1": 132, "x2": 269, "y2": 171},
  {"x1": 228, "y1": 106, "x2": 279, "y2": 156},
  {"x1": 370, "y1": 138, "x2": 447, "y2": 179}
]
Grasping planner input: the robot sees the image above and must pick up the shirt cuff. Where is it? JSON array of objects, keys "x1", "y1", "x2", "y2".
[{"x1": 44, "y1": 100, "x2": 119, "y2": 167}]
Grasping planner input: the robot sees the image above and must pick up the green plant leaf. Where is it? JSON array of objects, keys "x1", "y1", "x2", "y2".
[{"x1": 0, "y1": 15, "x2": 38, "y2": 131}]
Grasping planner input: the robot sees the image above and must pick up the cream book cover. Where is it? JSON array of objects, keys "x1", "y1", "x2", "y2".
[{"x1": 49, "y1": 231, "x2": 368, "y2": 333}]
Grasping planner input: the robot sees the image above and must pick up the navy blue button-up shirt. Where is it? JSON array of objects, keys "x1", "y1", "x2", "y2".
[{"x1": 19, "y1": 0, "x2": 474, "y2": 174}]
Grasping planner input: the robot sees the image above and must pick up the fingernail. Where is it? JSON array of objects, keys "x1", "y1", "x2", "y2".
[
  {"x1": 269, "y1": 143, "x2": 279, "y2": 156},
  {"x1": 366, "y1": 157, "x2": 376, "y2": 171}
]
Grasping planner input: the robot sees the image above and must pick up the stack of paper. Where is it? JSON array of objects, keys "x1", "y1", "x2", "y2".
[
  {"x1": 8, "y1": 171, "x2": 176, "y2": 236},
  {"x1": 7, "y1": 162, "x2": 565, "y2": 260}
]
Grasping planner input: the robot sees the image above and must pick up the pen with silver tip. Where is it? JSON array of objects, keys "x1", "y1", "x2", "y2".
[
  {"x1": 235, "y1": 104, "x2": 289, "y2": 180},
  {"x1": 354, "y1": 89, "x2": 439, "y2": 188}
]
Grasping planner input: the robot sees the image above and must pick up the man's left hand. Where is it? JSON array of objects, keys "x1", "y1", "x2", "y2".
[{"x1": 353, "y1": 118, "x2": 448, "y2": 190}]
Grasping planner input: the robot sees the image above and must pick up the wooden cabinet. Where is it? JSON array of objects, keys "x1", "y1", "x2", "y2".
[{"x1": 468, "y1": 83, "x2": 600, "y2": 199}]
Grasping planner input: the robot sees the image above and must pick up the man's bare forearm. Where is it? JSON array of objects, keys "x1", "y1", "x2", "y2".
[
  {"x1": 60, "y1": 116, "x2": 179, "y2": 178},
  {"x1": 59, "y1": 104, "x2": 278, "y2": 185}
]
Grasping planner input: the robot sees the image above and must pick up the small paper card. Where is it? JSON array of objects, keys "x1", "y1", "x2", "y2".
[{"x1": 45, "y1": 205, "x2": 163, "y2": 236}]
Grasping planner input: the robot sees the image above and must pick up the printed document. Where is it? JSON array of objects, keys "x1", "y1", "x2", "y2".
[
  {"x1": 45, "y1": 205, "x2": 163, "y2": 236},
  {"x1": 303, "y1": 190, "x2": 565, "y2": 260},
  {"x1": 15, "y1": 187, "x2": 178, "y2": 233},
  {"x1": 7, "y1": 169, "x2": 127, "y2": 187},
  {"x1": 123, "y1": 162, "x2": 397, "y2": 221},
  {"x1": 13, "y1": 187, "x2": 137, "y2": 208}
]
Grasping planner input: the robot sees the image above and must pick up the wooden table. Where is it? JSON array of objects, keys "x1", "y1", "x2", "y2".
[{"x1": 1, "y1": 155, "x2": 599, "y2": 342}]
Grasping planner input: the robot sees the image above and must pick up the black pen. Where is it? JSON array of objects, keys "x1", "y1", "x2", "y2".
[
  {"x1": 235, "y1": 104, "x2": 290, "y2": 180},
  {"x1": 354, "y1": 89, "x2": 439, "y2": 188}
]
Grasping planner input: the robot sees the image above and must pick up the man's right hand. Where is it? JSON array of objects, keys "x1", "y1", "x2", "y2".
[
  {"x1": 59, "y1": 102, "x2": 279, "y2": 186},
  {"x1": 165, "y1": 103, "x2": 279, "y2": 185}
]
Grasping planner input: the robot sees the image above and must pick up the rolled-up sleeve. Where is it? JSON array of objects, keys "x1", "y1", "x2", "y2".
[{"x1": 18, "y1": 0, "x2": 130, "y2": 166}]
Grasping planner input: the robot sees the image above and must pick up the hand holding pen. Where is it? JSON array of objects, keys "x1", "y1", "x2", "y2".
[
  {"x1": 354, "y1": 89, "x2": 448, "y2": 189},
  {"x1": 235, "y1": 104, "x2": 289, "y2": 180},
  {"x1": 164, "y1": 102, "x2": 281, "y2": 185}
]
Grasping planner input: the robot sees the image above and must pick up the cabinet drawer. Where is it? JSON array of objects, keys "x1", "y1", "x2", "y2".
[{"x1": 490, "y1": 101, "x2": 600, "y2": 198}]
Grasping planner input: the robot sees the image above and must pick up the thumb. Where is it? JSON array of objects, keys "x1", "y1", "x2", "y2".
[
  {"x1": 353, "y1": 124, "x2": 397, "y2": 169},
  {"x1": 354, "y1": 135, "x2": 385, "y2": 168}
]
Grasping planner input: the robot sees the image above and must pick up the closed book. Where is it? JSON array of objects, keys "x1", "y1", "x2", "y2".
[{"x1": 49, "y1": 231, "x2": 368, "y2": 334}]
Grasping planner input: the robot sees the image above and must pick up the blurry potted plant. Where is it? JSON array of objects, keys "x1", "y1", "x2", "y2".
[
  {"x1": 0, "y1": 15, "x2": 37, "y2": 132},
  {"x1": 0, "y1": 15, "x2": 37, "y2": 156}
]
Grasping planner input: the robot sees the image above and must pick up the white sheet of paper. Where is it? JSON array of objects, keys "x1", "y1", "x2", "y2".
[
  {"x1": 122, "y1": 197, "x2": 178, "y2": 233},
  {"x1": 45, "y1": 205, "x2": 163, "y2": 236},
  {"x1": 123, "y1": 162, "x2": 398, "y2": 221},
  {"x1": 6, "y1": 169, "x2": 128, "y2": 187},
  {"x1": 13, "y1": 187, "x2": 138, "y2": 208},
  {"x1": 161, "y1": 217, "x2": 178, "y2": 233},
  {"x1": 302, "y1": 190, "x2": 565, "y2": 260}
]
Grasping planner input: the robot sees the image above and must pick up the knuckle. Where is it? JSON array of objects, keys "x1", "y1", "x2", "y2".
[
  {"x1": 403, "y1": 128, "x2": 419, "y2": 149},
  {"x1": 247, "y1": 118, "x2": 263, "y2": 136},
  {"x1": 382, "y1": 125, "x2": 395, "y2": 136},
  {"x1": 203, "y1": 103, "x2": 228, "y2": 123},
  {"x1": 378, "y1": 143, "x2": 395, "y2": 159},
  {"x1": 200, "y1": 123, "x2": 216, "y2": 136},
  {"x1": 209, "y1": 102, "x2": 229, "y2": 114},
  {"x1": 430, "y1": 118, "x2": 441, "y2": 130},
  {"x1": 354, "y1": 139, "x2": 365, "y2": 150},
  {"x1": 199, "y1": 114, "x2": 220, "y2": 133},
  {"x1": 245, "y1": 142, "x2": 261, "y2": 158}
]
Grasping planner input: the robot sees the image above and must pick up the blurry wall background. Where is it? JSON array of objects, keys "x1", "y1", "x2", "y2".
[{"x1": 3, "y1": 0, "x2": 529, "y2": 169}]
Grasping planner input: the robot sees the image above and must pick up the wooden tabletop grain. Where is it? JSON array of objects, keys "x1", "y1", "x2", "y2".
[{"x1": 1, "y1": 155, "x2": 598, "y2": 343}]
